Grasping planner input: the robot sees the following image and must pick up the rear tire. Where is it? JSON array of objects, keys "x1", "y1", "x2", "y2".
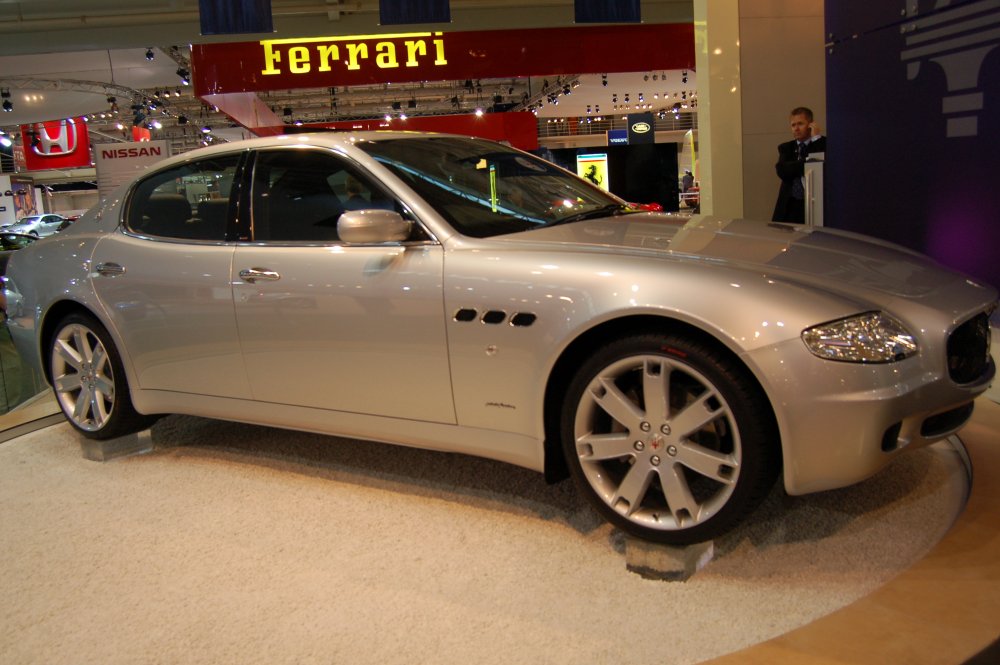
[
  {"x1": 48, "y1": 312, "x2": 156, "y2": 439},
  {"x1": 561, "y1": 332, "x2": 779, "y2": 544}
]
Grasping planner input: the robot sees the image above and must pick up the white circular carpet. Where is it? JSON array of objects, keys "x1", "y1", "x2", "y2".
[{"x1": 0, "y1": 415, "x2": 968, "y2": 664}]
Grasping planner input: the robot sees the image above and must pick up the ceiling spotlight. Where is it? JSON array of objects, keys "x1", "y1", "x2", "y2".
[
  {"x1": 391, "y1": 101, "x2": 402, "y2": 110},
  {"x1": 177, "y1": 115, "x2": 188, "y2": 125},
  {"x1": 601, "y1": 74, "x2": 608, "y2": 87},
  {"x1": 2, "y1": 100, "x2": 12, "y2": 113},
  {"x1": 201, "y1": 125, "x2": 211, "y2": 133},
  {"x1": 176, "y1": 68, "x2": 190, "y2": 85},
  {"x1": 682, "y1": 70, "x2": 688, "y2": 84},
  {"x1": 474, "y1": 107, "x2": 484, "y2": 117},
  {"x1": 399, "y1": 113, "x2": 407, "y2": 120},
  {"x1": 145, "y1": 47, "x2": 155, "y2": 61},
  {"x1": 643, "y1": 74, "x2": 649, "y2": 81},
  {"x1": 408, "y1": 99, "x2": 417, "y2": 109},
  {"x1": 384, "y1": 114, "x2": 392, "y2": 122}
]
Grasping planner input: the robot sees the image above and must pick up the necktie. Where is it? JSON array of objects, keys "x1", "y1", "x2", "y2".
[{"x1": 792, "y1": 142, "x2": 807, "y2": 199}]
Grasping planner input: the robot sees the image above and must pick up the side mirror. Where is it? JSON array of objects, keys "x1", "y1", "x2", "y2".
[{"x1": 337, "y1": 209, "x2": 412, "y2": 244}]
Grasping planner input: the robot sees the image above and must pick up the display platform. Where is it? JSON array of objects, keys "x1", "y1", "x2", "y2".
[{"x1": 0, "y1": 405, "x2": 988, "y2": 664}]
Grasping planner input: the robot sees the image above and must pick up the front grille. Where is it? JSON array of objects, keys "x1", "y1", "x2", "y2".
[{"x1": 947, "y1": 312, "x2": 991, "y2": 384}]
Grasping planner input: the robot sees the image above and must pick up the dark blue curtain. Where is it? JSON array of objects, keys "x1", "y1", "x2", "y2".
[
  {"x1": 380, "y1": 0, "x2": 451, "y2": 25},
  {"x1": 199, "y1": 0, "x2": 273, "y2": 35},
  {"x1": 575, "y1": 0, "x2": 640, "y2": 24}
]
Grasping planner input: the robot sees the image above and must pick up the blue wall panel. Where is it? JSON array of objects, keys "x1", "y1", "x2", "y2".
[{"x1": 825, "y1": 0, "x2": 1000, "y2": 290}]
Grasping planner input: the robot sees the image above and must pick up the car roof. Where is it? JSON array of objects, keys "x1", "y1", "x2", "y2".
[{"x1": 146, "y1": 131, "x2": 469, "y2": 172}]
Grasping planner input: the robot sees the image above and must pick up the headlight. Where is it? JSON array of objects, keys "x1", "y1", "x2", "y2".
[{"x1": 802, "y1": 311, "x2": 918, "y2": 363}]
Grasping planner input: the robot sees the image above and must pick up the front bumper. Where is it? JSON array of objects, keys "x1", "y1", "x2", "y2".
[{"x1": 747, "y1": 337, "x2": 994, "y2": 496}]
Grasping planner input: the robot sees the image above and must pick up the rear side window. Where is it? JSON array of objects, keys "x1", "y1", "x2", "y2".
[{"x1": 126, "y1": 155, "x2": 240, "y2": 241}]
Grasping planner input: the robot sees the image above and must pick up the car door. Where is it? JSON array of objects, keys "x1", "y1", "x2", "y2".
[
  {"x1": 90, "y1": 152, "x2": 252, "y2": 399},
  {"x1": 231, "y1": 147, "x2": 455, "y2": 423}
]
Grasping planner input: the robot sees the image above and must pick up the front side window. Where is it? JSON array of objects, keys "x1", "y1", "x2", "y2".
[
  {"x1": 126, "y1": 154, "x2": 240, "y2": 241},
  {"x1": 358, "y1": 136, "x2": 636, "y2": 238},
  {"x1": 250, "y1": 149, "x2": 399, "y2": 242}
]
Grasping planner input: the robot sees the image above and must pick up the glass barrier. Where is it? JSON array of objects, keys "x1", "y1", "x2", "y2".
[{"x1": 0, "y1": 319, "x2": 58, "y2": 435}]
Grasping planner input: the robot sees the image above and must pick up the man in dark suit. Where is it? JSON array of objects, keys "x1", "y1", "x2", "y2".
[{"x1": 772, "y1": 107, "x2": 826, "y2": 223}]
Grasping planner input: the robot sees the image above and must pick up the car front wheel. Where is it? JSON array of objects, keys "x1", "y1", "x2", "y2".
[
  {"x1": 561, "y1": 333, "x2": 779, "y2": 544},
  {"x1": 49, "y1": 312, "x2": 155, "y2": 439}
]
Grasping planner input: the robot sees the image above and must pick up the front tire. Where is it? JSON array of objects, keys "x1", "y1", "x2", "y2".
[
  {"x1": 48, "y1": 312, "x2": 155, "y2": 439},
  {"x1": 561, "y1": 333, "x2": 779, "y2": 544}
]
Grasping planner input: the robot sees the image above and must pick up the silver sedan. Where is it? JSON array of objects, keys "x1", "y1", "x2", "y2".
[{"x1": 3, "y1": 133, "x2": 995, "y2": 544}]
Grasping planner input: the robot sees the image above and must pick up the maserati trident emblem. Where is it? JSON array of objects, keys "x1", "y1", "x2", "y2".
[
  {"x1": 900, "y1": 0, "x2": 999, "y2": 138},
  {"x1": 32, "y1": 119, "x2": 79, "y2": 156}
]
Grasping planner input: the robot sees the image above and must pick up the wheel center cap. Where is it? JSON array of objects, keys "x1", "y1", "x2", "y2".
[{"x1": 648, "y1": 434, "x2": 663, "y2": 451}]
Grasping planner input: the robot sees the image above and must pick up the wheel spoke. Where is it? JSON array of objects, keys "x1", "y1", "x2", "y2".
[
  {"x1": 678, "y1": 443, "x2": 738, "y2": 484},
  {"x1": 577, "y1": 432, "x2": 634, "y2": 460},
  {"x1": 72, "y1": 385, "x2": 93, "y2": 422},
  {"x1": 92, "y1": 390, "x2": 110, "y2": 426},
  {"x1": 642, "y1": 359, "x2": 670, "y2": 422},
  {"x1": 54, "y1": 338, "x2": 83, "y2": 371},
  {"x1": 658, "y1": 464, "x2": 700, "y2": 522},
  {"x1": 591, "y1": 377, "x2": 644, "y2": 429},
  {"x1": 670, "y1": 390, "x2": 724, "y2": 438},
  {"x1": 612, "y1": 463, "x2": 654, "y2": 515},
  {"x1": 74, "y1": 328, "x2": 95, "y2": 365},
  {"x1": 53, "y1": 373, "x2": 82, "y2": 392}
]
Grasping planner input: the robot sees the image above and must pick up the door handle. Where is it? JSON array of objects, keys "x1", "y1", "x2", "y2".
[
  {"x1": 239, "y1": 267, "x2": 281, "y2": 283},
  {"x1": 94, "y1": 262, "x2": 126, "y2": 277}
]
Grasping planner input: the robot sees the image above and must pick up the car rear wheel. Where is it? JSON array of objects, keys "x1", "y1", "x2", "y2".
[
  {"x1": 561, "y1": 333, "x2": 779, "y2": 544},
  {"x1": 49, "y1": 312, "x2": 155, "y2": 439}
]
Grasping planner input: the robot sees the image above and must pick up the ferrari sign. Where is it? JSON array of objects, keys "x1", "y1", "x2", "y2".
[{"x1": 260, "y1": 32, "x2": 448, "y2": 77}]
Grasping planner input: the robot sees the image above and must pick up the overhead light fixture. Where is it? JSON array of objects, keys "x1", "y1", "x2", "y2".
[
  {"x1": 177, "y1": 115, "x2": 188, "y2": 125},
  {"x1": 201, "y1": 125, "x2": 211, "y2": 133},
  {"x1": 145, "y1": 47, "x2": 155, "y2": 61},
  {"x1": 601, "y1": 74, "x2": 608, "y2": 87},
  {"x1": 176, "y1": 68, "x2": 190, "y2": 85},
  {"x1": 1, "y1": 88, "x2": 11, "y2": 113},
  {"x1": 474, "y1": 107, "x2": 484, "y2": 117},
  {"x1": 682, "y1": 70, "x2": 688, "y2": 83},
  {"x1": 407, "y1": 99, "x2": 417, "y2": 109}
]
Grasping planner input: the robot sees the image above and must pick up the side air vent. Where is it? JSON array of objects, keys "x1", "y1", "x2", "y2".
[
  {"x1": 481, "y1": 310, "x2": 507, "y2": 325},
  {"x1": 510, "y1": 313, "x2": 537, "y2": 327},
  {"x1": 454, "y1": 308, "x2": 477, "y2": 322}
]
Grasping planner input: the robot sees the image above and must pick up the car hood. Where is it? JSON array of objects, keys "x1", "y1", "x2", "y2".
[{"x1": 499, "y1": 214, "x2": 994, "y2": 304}]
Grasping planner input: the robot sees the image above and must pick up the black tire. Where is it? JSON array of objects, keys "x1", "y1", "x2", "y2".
[
  {"x1": 48, "y1": 312, "x2": 156, "y2": 439},
  {"x1": 561, "y1": 332, "x2": 779, "y2": 544}
]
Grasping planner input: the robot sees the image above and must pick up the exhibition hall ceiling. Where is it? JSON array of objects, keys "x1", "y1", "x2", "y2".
[{"x1": 0, "y1": 0, "x2": 696, "y2": 147}]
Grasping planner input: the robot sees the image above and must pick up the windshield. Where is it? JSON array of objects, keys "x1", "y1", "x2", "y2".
[
  {"x1": 15, "y1": 216, "x2": 41, "y2": 224},
  {"x1": 358, "y1": 136, "x2": 634, "y2": 238}
]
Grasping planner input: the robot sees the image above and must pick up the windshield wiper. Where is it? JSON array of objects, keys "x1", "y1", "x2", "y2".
[{"x1": 547, "y1": 203, "x2": 634, "y2": 227}]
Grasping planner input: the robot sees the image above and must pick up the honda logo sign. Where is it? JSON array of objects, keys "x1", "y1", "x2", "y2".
[
  {"x1": 31, "y1": 119, "x2": 80, "y2": 156},
  {"x1": 21, "y1": 118, "x2": 92, "y2": 171}
]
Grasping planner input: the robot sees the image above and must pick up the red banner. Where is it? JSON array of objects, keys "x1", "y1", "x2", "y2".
[
  {"x1": 192, "y1": 23, "x2": 695, "y2": 96},
  {"x1": 288, "y1": 111, "x2": 539, "y2": 150},
  {"x1": 20, "y1": 118, "x2": 92, "y2": 171}
]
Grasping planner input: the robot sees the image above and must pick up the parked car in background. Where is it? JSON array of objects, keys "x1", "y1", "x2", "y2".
[
  {"x1": 3, "y1": 133, "x2": 995, "y2": 544},
  {"x1": 2, "y1": 213, "x2": 68, "y2": 237}
]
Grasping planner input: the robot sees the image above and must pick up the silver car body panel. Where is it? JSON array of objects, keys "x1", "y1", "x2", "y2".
[{"x1": 4, "y1": 132, "x2": 995, "y2": 498}]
